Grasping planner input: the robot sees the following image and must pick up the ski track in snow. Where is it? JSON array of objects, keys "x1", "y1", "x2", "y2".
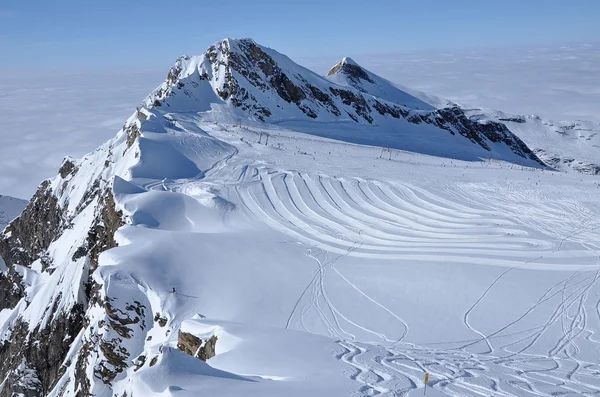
[
  {"x1": 231, "y1": 165, "x2": 599, "y2": 271},
  {"x1": 333, "y1": 338, "x2": 600, "y2": 396},
  {"x1": 139, "y1": 122, "x2": 600, "y2": 397}
]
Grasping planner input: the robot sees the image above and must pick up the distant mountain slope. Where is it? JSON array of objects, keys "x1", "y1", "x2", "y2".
[
  {"x1": 0, "y1": 195, "x2": 27, "y2": 232},
  {"x1": 325, "y1": 56, "x2": 435, "y2": 110},
  {"x1": 466, "y1": 109, "x2": 600, "y2": 174},
  {"x1": 144, "y1": 38, "x2": 543, "y2": 166}
]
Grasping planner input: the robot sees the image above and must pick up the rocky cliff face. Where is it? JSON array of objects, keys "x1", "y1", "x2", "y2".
[
  {"x1": 0, "y1": 119, "x2": 137, "y2": 396},
  {"x1": 177, "y1": 330, "x2": 217, "y2": 362}
]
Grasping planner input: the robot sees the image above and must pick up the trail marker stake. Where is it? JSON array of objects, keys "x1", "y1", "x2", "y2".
[{"x1": 424, "y1": 372, "x2": 429, "y2": 395}]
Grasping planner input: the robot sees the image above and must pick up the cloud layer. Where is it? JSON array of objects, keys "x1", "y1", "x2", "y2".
[{"x1": 0, "y1": 70, "x2": 163, "y2": 198}]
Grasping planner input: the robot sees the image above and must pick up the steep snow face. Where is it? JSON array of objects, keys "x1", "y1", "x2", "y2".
[
  {"x1": 143, "y1": 38, "x2": 543, "y2": 166},
  {"x1": 466, "y1": 108, "x2": 600, "y2": 174},
  {"x1": 0, "y1": 195, "x2": 27, "y2": 232}
]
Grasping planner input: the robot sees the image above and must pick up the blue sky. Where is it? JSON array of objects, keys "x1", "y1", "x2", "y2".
[{"x1": 1, "y1": 0, "x2": 599, "y2": 70}]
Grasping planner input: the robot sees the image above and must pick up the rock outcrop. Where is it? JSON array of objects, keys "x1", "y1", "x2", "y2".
[{"x1": 177, "y1": 330, "x2": 218, "y2": 362}]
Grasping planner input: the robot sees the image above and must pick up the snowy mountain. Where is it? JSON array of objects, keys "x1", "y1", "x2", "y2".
[
  {"x1": 326, "y1": 56, "x2": 441, "y2": 110},
  {"x1": 145, "y1": 38, "x2": 543, "y2": 166},
  {"x1": 1, "y1": 38, "x2": 600, "y2": 397},
  {"x1": 0, "y1": 195, "x2": 27, "y2": 233},
  {"x1": 466, "y1": 108, "x2": 600, "y2": 174}
]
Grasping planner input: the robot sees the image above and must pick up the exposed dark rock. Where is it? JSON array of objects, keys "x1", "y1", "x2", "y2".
[
  {"x1": 300, "y1": 105, "x2": 318, "y2": 119},
  {"x1": 330, "y1": 88, "x2": 372, "y2": 123},
  {"x1": 0, "y1": 181, "x2": 63, "y2": 269},
  {"x1": 533, "y1": 148, "x2": 600, "y2": 174},
  {"x1": 404, "y1": 106, "x2": 545, "y2": 165},
  {"x1": 72, "y1": 245, "x2": 88, "y2": 262},
  {"x1": 327, "y1": 58, "x2": 374, "y2": 85},
  {"x1": 136, "y1": 110, "x2": 148, "y2": 120},
  {"x1": 373, "y1": 100, "x2": 409, "y2": 119},
  {"x1": 228, "y1": 40, "x2": 307, "y2": 108},
  {"x1": 345, "y1": 111, "x2": 359, "y2": 123},
  {"x1": 154, "y1": 312, "x2": 167, "y2": 327},
  {"x1": 94, "y1": 336, "x2": 129, "y2": 385},
  {"x1": 0, "y1": 304, "x2": 84, "y2": 397},
  {"x1": 74, "y1": 336, "x2": 93, "y2": 397},
  {"x1": 498, "y1": 117, "x2": 526, "y2": 124},
  {"x1": 75, "y1": 179, "x2": 100, "y2": 215},
  {"x1": 105, "y1": 298, "x2": 146, "y2": 339},
  {"x1": 39, "y1": 252, "x2": 53, "y2": 273},
  {"x1": 1, "y1": 359, "x2": 43, "y2": 397},
  {"x1": 58, "y1": 158, "x2": 77, "y2": 179},
  {"x1": 125, "y1": 123, "x2": 141, "y2": 149},
  {"x1": 307, "y1": 84, "x2": 341, "y2": 116},
  {"x1": 86, "y1": 298, "x2": 146, "y2": 386},
  {"x1": 85, "y1": 190, "x2": 123, "y2": 299},
  {"x1": 133, "y1": 355, "x2": 146, "y2": 371},
  {"x1": 0, "y1": 268, "x2": 24, "y2": 310},
  {"x1": 0, "y1": 183, "x2": 125, "y2": 396},
  {"x1": 177, "y1": 330, "x2": 218, "y2": 362}
]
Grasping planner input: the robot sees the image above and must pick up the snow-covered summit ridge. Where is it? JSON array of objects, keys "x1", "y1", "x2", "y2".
[
  {"x1": 148, "y1": 37, "x2": 436, "y2": 118},
  {"x1": 144, "y1": 38, "x2": 543, "y2": 166},
  {"x1": 326, "y1": 55, "x2": 435, "y2": 110}
]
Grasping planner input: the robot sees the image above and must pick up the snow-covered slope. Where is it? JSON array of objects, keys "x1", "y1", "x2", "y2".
[
  {"x1": 1, "y1": 38, "x2": 600, "y2": 397},
  {"x1": 326, "y1": 56, "x2": 437, "y2": 110},
  {"x1": 466, "y1": 108, "x2": 600, "y2": 174},
  {"x1": 0, "y1": 195, "x2": 27, "y2": 232}
]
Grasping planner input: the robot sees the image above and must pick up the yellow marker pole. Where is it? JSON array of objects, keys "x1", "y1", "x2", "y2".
[{"x1": 424, "y1": 372, "x2": 429, "y2": 395}]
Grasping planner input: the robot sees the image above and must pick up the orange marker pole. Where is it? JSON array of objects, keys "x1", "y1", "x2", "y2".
[{"x1": 424, "y1": 372, "x2": 429, "y2": 395}]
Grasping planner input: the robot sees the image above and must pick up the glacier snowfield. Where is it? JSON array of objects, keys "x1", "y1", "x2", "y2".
[{"x1": 102, "y1": 114, "x2": 600, "y2": 396}]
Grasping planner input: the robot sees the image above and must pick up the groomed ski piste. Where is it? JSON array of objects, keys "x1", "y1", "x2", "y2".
[{"x1": 3, "y1": 39, "x2": 600, "y2": 397}]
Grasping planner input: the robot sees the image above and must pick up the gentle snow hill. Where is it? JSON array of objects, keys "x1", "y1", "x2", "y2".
[
  {"x1": 0, "y1": 195, "x2": 27, "y2": 232},
  {"x1": 1, "y1": 37, "x2": 600, "y2": 397}
]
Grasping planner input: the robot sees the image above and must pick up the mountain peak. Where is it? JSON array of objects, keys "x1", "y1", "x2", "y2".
[
  {"x1": 341, "y1": 56, "x2": 359, "y2": 66},
  {"x1": 327, "y1": 57, "x2": 371, "y2": 82},
  {"x1": 222, "y1": 37, "x2": 257, "y2": 48}
]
